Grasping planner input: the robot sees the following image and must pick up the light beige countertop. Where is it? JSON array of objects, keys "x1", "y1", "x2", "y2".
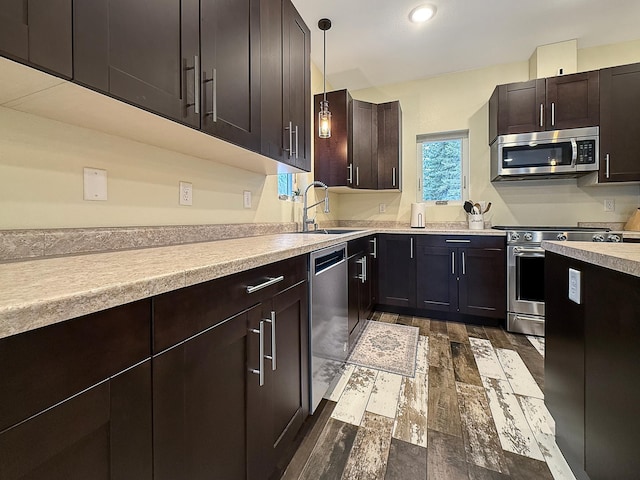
[
  {"x1": 543, "y1": 241, "x2": 640, "y2": 278},
  {"x1": 0, "y1": 227, "x2": 504, "y2": 339}
]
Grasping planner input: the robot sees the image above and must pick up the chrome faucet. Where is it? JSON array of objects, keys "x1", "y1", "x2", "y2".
[{"x1": 302, "y1": 181, "x2": 330, "y2": 232}]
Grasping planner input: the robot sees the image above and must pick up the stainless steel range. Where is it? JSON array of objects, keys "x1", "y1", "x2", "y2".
[{"x1": 492, "y1": 226, "x2": 622, "y2": 336}]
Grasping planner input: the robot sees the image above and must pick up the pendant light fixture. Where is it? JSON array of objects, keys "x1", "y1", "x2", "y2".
[{"x1": 318, "y1": 18, "x2": 332, "y2": 138}]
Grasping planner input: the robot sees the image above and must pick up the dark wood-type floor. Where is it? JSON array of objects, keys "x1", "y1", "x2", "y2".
[{"x1": 281, "y1": 313, "x2": 575, "y2": 480}]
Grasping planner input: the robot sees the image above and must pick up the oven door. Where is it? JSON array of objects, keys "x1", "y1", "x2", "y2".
[{"x1": 507, "y1": 245, "x2": 545, "y2": 317}]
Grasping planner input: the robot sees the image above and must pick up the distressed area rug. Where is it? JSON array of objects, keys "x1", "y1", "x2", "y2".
[{"x1": 347, "y1": 321, "x2": 419, "y2": 377}]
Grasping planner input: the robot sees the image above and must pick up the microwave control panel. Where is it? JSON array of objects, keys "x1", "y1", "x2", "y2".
[{"x1": 576, "y1": 140, "x2": 596, "y2": 164}]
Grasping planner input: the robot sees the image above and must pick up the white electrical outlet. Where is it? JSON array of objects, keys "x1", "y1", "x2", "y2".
[
  {"x1": 243, "y1": 190, "x2": 252, "y2": 209},
  {"x1": 179, "y1": 181, "x2": 193, "y2": 206},
  {"x1": 83, "y1": 167, "x2": 108, "y2": 201},
  {"x1": 379, "y1": 203, "x2": 386, "y2": 213},
  {"x1": 604, "y1": 198, "x2": 615, "y2": 212},
  {"x1": 568, "y1": 268, "x2": 581, "y2": 304}
]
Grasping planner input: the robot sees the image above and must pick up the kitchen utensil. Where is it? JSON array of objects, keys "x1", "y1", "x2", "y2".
[
  {"x1": 463, "y1": 201, "x2": 473, "y2": 214},
  {"x1": 473, "y1": 203, "x2": 482, "y2": 214},
  {"x1": 484, "y1": 202, "x2": 492, "y2": 214}
]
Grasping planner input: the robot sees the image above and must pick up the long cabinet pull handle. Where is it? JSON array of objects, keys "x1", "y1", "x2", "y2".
[
  {"x1": 347, "y1": 164, "x2": 353, "y2": 184},
  {"x1": 410, "y1": 238, "x2": 414, "y2": 259},
  {"x1": 358, "y1": 257, "x2": 366, "y2": 283},
  {"x1": 392, "y1": 167, "x2": 396, "y2": 187},
  {"x1": 551, "y1": 102, "x2": 555, "y2": 127},
  {"x1": 451, "y1": 251, "x2": 455, "y2": 275},
  {"x1": 605, "y1": 154, "x2": 610, "y2": 179},
  {"x1": 540, "y1": 104, "x2": 544, "y2": 127},
  {"x1": 462, "y1": 251, "x2": 466, "y2": 275},
  {"x1": 264, "y1": 311, "x2": 276, "y2": 371},
  {"x1": 356, "y1": 166, "x2": 360, "y2": 186},
  {"x1": 194, "y1": 56, "x2": 200, "y2": 115},
  {"x1": 294, "y1": 125, "x2": 299, "y2": 159},
  {"x1": 446, "y1": 239, "x2": 471, "y2": 243},
  {"x1": 284, "y1": 121, "x2": 293, "y2": 157},
  {"x1": 246, "y1": 275, "x2": 285, "y2": 294},
  {"x1": 370, "y1": 238, "x2": 377, "y2": 258},
  {"x1": 212, "y1": 68, "x2": 217, "y2": 122},
  {"x1": 249, "y1": 321, "x2": 265, "y2": 386}
]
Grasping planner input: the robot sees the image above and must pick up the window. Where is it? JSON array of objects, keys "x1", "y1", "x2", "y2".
[
  {"x1": 278, "y1": 173, "x2": 299, "y2": 200},
  {"x1": 417, "y1": 130, "x2": 469, "y2": 203}
]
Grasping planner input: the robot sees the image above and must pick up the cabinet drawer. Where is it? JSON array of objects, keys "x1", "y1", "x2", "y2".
[
  {"x1": 0, "y1": 299, "x2": 151, "y2": 432},
  {"x1": 417, "y1": 235, "x2": 505, "y2": 249},
  {"x1": 153, "y1": 255, "x2": 306, "y2": 352}
]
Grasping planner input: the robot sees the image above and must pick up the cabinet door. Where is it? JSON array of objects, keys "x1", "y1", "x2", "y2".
[
  {"x1": 200, "y1": 0, "x2": 261, "y2": 151},
  {"x1": 153, "y1": 305, "x2": 262, "y2": 480},
  {"x1": 599, "y1": 63, "x2": 640, "y2": 183},
  {"x1": 0, "y1": 0, "x2": 72, "y2": 78},
  {"x1": 0, "y1": 361, "x2": 152, "y2": 480},
  {"x1": 377, "y1": 101, "x2": 402, "y2": 190},
  {"x1": 74, "y1": 0, "x2": 200, "y2": 127},
  {"x1": 416, "y1": 245, "x2": 457, "y2": 312},
  {"x1": 282, "y1": 0, "x2": 311, "y2": 170},
  {"x1": 260, "y1": 281, "x2": 309, "y2": 476},
  {"x1": 584, "y1": 264, "x2": 640, "y2": 480},
  {"x1": 546, "y1": 71, "x2": 599, "y2": 130},
  {"x1": 458, "y1": 247, "x2": 506, "y2": 319},
  {"x1": 348, "y1": 252, "x2": 362, "y2": 344},
  {"x1": 314, "y1": 89, "x2": 351, "y2": 186},
  {"x1": 494, "y1": 79, "x2": 546, "y2": 136},
  {"x1": 378, "y1": 235, "x2": 416, "y2": 307},
  {"x1": 351, "y1": 99, "x2": 378, "y2": 189}
]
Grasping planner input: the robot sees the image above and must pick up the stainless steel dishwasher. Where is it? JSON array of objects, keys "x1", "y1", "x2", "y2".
[{"x1": 309, "y1": 243, "x2": 348, "y2": 413}]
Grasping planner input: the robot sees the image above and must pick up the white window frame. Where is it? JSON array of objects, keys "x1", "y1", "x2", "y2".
[{"x1": 416, "y1": 130, "x2": 469, "y2": 205}]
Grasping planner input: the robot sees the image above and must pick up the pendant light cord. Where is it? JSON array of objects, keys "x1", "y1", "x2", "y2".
[{"x1": 323, "y1": 29, "x2": 327, "y2": 103}]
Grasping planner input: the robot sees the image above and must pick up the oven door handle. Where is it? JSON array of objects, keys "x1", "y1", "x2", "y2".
[{"x1": 513, "y1": 246, "x2": 545, "y2": 257}]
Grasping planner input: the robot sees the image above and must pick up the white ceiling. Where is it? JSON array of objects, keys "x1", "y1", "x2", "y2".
[{"x1": 292, "y1": 0, "x2": 640, "y2": 91}]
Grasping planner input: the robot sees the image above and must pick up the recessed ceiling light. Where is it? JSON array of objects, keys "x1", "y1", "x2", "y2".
[{"x1": 409, "y1": 4, "x2": 437, "y2": 23}]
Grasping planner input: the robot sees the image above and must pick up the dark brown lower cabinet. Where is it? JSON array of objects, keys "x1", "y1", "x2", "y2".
[
  {"x1": 0, "y1": 300, "x2": 153, "y2": 480},
  {"x1": 377, "y1": 234, "x2": 416, "y2": 307},
  {"x1": 347, "y1": 236, "x2": 376, "y2": 348},
  {"x1": 393, "y1": 235, "x2": 506, "y2": 322},
  {"x1": 152, "y1": 256, "x2": 309, "y2": 480},
  {"x1": 546, "y1": 251, "x2": 640, "y2": 480}
]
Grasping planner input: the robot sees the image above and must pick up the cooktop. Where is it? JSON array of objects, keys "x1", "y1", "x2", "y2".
[{"x1": 492, "y1": 226, "x2": 611, "y2": 232}]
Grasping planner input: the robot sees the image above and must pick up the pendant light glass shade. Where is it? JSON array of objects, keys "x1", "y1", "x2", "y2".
[
  {"x1": 318, "y1": 18, "x2": 332, "y2": 139},
  {"x1": 318, "y1": 100, "x2": 331, "y2": 138}
]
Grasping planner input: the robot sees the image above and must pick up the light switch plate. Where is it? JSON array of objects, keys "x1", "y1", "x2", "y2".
[
  {"x1": 569, "y1": 268, "x2": 581, "y2": 304},
  {"x1": 83, "y1": 167, "x2": 108, "y2": 201}
]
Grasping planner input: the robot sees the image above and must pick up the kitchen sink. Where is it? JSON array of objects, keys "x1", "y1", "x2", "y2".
[{"x1": 292, "y1": 229, "x2": 363, "y2": 235}]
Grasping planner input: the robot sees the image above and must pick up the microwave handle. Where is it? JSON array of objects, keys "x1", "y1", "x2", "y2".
[{"x1": 571, "y1": 139, "x2": 577, "y2": 165}]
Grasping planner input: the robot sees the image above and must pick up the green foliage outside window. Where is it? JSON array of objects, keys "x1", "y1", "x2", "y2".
[{"x1": 421, "y1": 139, "x2": 462, "y2": 202}]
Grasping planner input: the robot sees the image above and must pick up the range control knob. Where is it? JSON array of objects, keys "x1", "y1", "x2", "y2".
[
  {"x1": 556, "y1": 233, "x2": 568, "y2": 241},
  {"x1": 592, "y1": 234, "x2": 605, "y2": 242},
  {"x1": 607, "y1": 234, "x2": 622, "y2": 243},
  {"x1": 524, "y1": 232, "x2": 533, "y2": 241},
  {"x1": 510, "y1": 232, "x2": 520, "y2": 242}
]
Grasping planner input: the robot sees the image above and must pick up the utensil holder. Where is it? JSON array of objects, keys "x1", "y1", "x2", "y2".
[{"x1": 468, "y1": 214, "x2": 484, "y2": 230}]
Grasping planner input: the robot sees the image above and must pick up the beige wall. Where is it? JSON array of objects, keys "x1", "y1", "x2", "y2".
[
  {"x1": 337, "y1": 41, "x2": 640, "y2": 227},
  {"x1": 0, "y1": 63, "x2": 336, "y2": 229}
]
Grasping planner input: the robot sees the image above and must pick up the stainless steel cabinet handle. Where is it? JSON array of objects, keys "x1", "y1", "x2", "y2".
[
  {"x1": 606, "y1": 153, "x2": 610, "y2": 179},
  {"x1": 370, "y1": 238, "x2": 377, "y2": 258},
  {"x1": 451, "y1": 251, "x2": 455, "y2": 274},
  {"x1": 461, "y1": 251, "x2": 466, "y2": 275},
  {"x1": 204, "y1": 68, "x2": 217, "y2": 120},
  {"x1": 446, "y1": 239, "x2": 471, "y2": 243},
  {"x1": 294, "y1": 125, "x2": 299, "y2": 159},
  {"x1": 347, "y1": 164, "x2": 353, "y2": 184},
  {"x1": 194, "y1": 56, "x2": 200, "y2": 115},
  {"x1": 551, "y1": 102, "x2": 555, "y2": 127},
  {"x1": 392, "y1": 167, "x2": 396, "y2": 187},
  {"x1": 249, "y1": 321, "x2": 265, "y2": 386},
  {"x1": 264, "y1": 311, "x2": 276, "y2": 371},
  {"x1": 540, "y1": 104, "x2": 544, "y2": 127},
  {"x1": 246, "y1": 275, "x2": 285, "y2": 294},
  {"x1": 356, "y1": 166, "x2": 360, "y2": 186},
  {"x1": 357, "y1": 257, "x2": 366, "y2": 283},
  {"x1": 284, "y1": 121, "x2": 293, "y2": 157},
  {"x1": 410, "y1": 238, "x2": 414, "y2": 259}
]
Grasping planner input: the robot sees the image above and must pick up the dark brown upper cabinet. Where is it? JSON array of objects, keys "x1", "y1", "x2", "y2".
[
  {"x1": 489, "y1": 71, "x2": 599, "y2": 144},
  {"x1": 314, "y1": 90, "x2": 402, "y2": 190},
  {"x1": 200, "y1": 0, "x2": 261, "y2": 152},
  {"x1": 597, "y1": 62, "x2": 640, "y2": 183},
  {"x1": 261, "y1": 0, "x2": 311, "y2": 171},
  {"x1": 0, "y1": 0, "x2": 72, "y2": 78},
  {"x1": 74, "y1": 0, "x2": 201, "y2": 128}
]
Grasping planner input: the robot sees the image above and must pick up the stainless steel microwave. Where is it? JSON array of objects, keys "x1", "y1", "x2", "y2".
[{"x1": 491, "y1": 126, "x2": 599, "y2": 181}]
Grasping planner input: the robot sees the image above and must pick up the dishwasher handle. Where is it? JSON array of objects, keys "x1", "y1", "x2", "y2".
[{"x1": 313, "y1": 248, "x2": 346, "y2": 275}]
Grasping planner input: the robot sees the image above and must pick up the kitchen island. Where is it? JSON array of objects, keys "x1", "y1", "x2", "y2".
[{"x1": 543, "y1": 241, "x2": 640, "y2": 480}]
